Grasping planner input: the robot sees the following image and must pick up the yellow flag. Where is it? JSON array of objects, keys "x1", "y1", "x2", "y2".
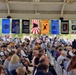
[{"x1": 41, "y1": 20, "x2": 49, "y2": 34}]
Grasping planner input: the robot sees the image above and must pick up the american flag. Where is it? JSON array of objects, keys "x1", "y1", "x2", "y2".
[{"x1": 31, "y1": 19, "x2": 40, "y2": 34}]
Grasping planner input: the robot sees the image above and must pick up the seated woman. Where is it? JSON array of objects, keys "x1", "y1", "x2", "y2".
[
  {"x1": 16, "y1": 48, "x2": 31, "y2": 73},
  {"x1": 8, "y1": 54, "x2": 23, "y2": 72},
  {"x1": 0, "y1": 65, "x2": 5, "y2": 75},
  {"x1": 67, "y1": 56, "x2": 76, "y2": 75},
  {"x1": 3, "y1": 52, "x2": 13, "y2": 70}
]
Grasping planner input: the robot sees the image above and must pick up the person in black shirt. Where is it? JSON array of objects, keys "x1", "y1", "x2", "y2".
[
  {"x1": 72, "y1": 39, "x2": 76, "y2": 49},
  {"x1": 39, "y1": 58, "x2": 57, "y2": 75}
]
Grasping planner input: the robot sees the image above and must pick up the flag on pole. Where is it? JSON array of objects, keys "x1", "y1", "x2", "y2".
[
  {"x1": 31, "y1": 19, "x2": 40, "y2": 34},
  {"x1": 2, "y1": 19, "x2": 10, "y2": 34}
]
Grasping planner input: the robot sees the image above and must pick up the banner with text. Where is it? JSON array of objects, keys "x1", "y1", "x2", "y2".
[{"x1": 22, "y1": 20, "x2": 30, "y2": 34}]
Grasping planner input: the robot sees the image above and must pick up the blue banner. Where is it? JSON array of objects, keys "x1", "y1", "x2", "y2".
[
  {"x1": 51, "y1": 20, "x2": 59, "y2": 34},
  {"x1": 12, "y1": 19, "x2": 20, "y2": 34},
  {"x1": 2, "y1": 19, "x2": 10, "y2": 34}
]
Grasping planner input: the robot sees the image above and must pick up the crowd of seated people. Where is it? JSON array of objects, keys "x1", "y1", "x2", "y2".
[{"x1": 0, "y1": 35, "x2": 76, "y2": 75}]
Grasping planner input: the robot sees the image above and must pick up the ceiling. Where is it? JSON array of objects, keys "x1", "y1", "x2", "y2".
[{"x1": 0, "y1": 0, "x2": 76, "y2": 19}]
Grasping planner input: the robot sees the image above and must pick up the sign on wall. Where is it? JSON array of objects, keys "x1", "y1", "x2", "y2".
[
  {"x1": 41, "y1": 20, "x2": 49, "y2": 34},
  {"x1": 61, "y1": 20, "x2": 69, "y2": 34},
  {"x1": 22, "y1": 20, "x2": 30, "y2": 34},
  {"x1": 12, "y1": 19, "x2": 20, "y2": 34},
  {"x1": 71, "y1": 20, "x2": 76, "y2": 34},
  {"x1": 2, "y1": 19, "x2": 10, "y2": 34},
  {"x1": 31, "y1": 19, "x2": 40, "y2": 34}
]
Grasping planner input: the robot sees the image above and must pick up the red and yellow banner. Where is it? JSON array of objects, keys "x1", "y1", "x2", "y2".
[
  {"x1": 41, "y1": 20, "x2": 49, "y2": 34},
  {"x1": 31, "y1": 19, "x2": 40, "y2": 34}
]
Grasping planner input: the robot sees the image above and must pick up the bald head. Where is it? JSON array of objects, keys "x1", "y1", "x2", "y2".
[{"x1": 61, "y1": 50, "x2": 67, "y2": 56}]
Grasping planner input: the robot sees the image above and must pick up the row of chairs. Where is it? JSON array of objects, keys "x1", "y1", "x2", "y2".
[{"x1": 46, "y1": 50, "x2": 76, "y2": 75}]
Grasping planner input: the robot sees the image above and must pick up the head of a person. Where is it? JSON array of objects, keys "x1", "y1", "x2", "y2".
[
  {"x1": 11, "y1": 51, "x2": 16, "y2": 55},
  {"x1": 39, "y1": 59, "x2": 45, "y2": 64},
  {"x1": 2, "y1": 46, "x2": 7, "y2": 51},
  {"x1": 68, "y1": 56, "x2": 76, "y2": 71},
  {"x1": 37, "y1": 64, "x2": 49, "y2": 73},
  {"x1": 74, "y1": 39, "x2": 76, "y2": 41},
  {"x1": 7, "y1": 52, "x2": 13, "y2": 60},
  {"x1": 16, "y1": 67, "x2": 26, "y2": 75},
  {"x1": 33, "y1": 50, "x2": 39, "y2": 57},
  {"x1": 17, "y1": 48, "x2": 21, "y2": 54},
  {"x1": 42, "y1": 41, "x2": 45, "y2": 43},
  {"x1": 67, "y1": 46, "x2": 72, "y2": 51},
  {"x1": 58, "y1": 48, "x2": 62, "y2": 53},
  {"x1": 39, "y1": 50, "x2": 45, "y2": 56},
  {"x1": 66, "y1": 55, "x2": 72, "y2": 61},
  {"x1": 37, "y1": 46, "x2": 42, "y2": 50},
  {"x1": 0, "y1": 65, "x2": 5, "y2": 75},
  {"x1": 10, "y1": 54, "x2": 20, "y2": 64},
  {"x1": 52, "y1": 46, "x2": 56, "y2": 50},
  {"x1": 47, "y1": 43, "x2": 51, "y2": 48},
  {"x1": 61, "y1": 50, "x2": 67, "y2": 56},
  {"x1": 39, "y1": 56, "x2": 49, "y2": 66}
]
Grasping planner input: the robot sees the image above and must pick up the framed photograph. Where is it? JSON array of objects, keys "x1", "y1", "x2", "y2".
[{"x1": 61, "y1": 21, "x2": 69, "y2": 34}]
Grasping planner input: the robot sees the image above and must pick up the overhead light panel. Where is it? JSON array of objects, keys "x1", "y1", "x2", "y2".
[{"x1": 33, "y1": 0, "x2": 40, "y2": 2}]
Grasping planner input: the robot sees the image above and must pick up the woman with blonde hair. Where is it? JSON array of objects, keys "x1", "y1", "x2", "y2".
[
  {"x1": 8, "y1": 54, "x2": 23, "y2": 72},
  {"x1": 16, "y1": 67, "x2": 27, "y2": 75}
]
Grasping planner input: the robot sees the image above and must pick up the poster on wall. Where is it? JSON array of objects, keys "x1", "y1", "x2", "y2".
[
  {"x1": 31, "y1": 19, "x2": 40, "y2": 34},
  {"x1": 51, "y1": 20, "x2": 59, "y2": 34},
  {"x1": 71, "y1": 20, "x2": 76, "y2": 34},
  {"x1": 12, "y1": 19, "x2": 20, "y2": 34},
  {"x1": 2, "y1": 19, "x2": 10, "y2": 34},
  {"x1": 22, "y1": 20, "x2": 30, "y2": 34},
  {"x1": 61, "y1": 20, "x2": 69, "y2": 34},
  {"x1": 41, "y1": 20, "x2": 49, "y2": 34}
]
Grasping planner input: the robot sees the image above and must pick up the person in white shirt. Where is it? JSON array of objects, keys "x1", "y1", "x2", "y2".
[{"x1": 57, "y1": 50, "x2": 67, "y2": 65}]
